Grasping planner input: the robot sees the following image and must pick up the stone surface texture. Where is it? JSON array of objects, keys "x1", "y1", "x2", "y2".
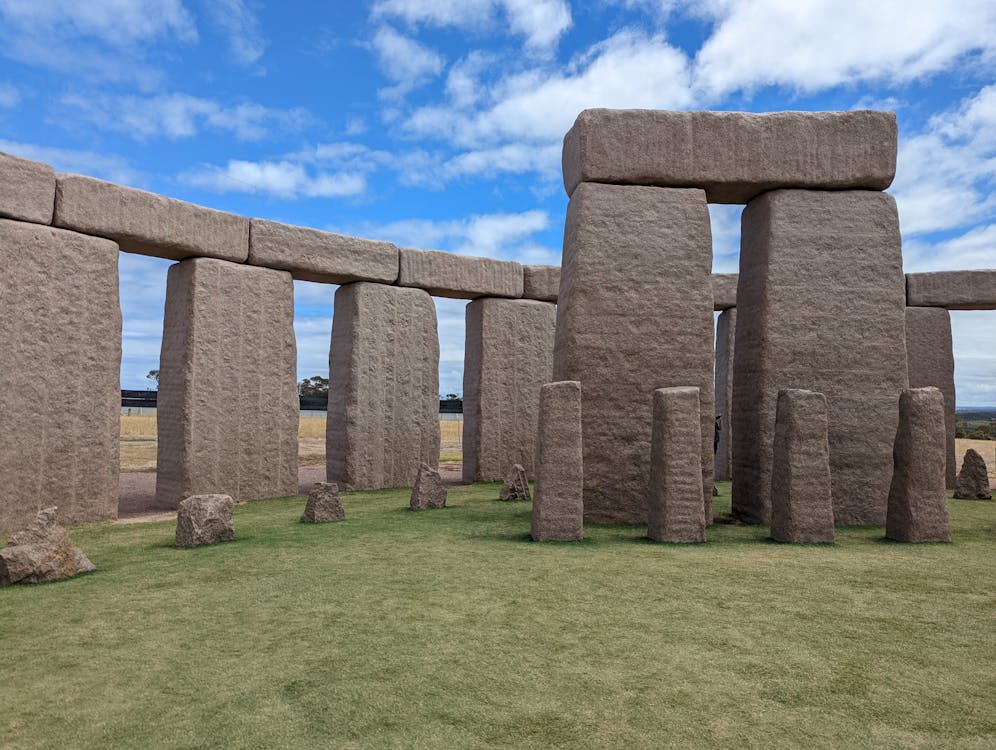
[
  {"x1": 327, "y1": 282, "x2": 440, "y2": 490},
  {"x1": 953, "y1": 449, "x2": 992, "y2": 500},
  {"x1": 905, "y1": 307, "x2": 956, "y2": 488},
  {"x1": 522, "y1": 265, "x2": 561, "y2": 302},
  {"x1": 175, "y1": 494, "x2": 235, "y2": 548},
  {"x1": 732, "y1": 190, "x2": 908, "y2": 526},
  {"x1": 711, "y1": 273, "x2": 738, "y2": 310},
  {"x1": 397, "y1": 247, "x2": 523, "y2": 299},
  {"x1": 410, "y1": 464, "x2": 447, "y2": 510},
  {"x1": 156, "y1": 258, "x2": 298, "y2": 508},
  {"x1": 0, "y1": 508, "x2": 95, "y2": 585},
  {"x1": 300, "y1": 482, "x2": 346, "y2": 523},
  {"x1": 647, "y1": 387, "x2": 706, "y2": 542},
  {"x1": 714, "y1": 308, "x2": 736, "y2": 482},
  {"x1": 532, "y1": 381, "x2": 584, "y2": 541},
  {"x1": 462, "y1": 298, "x2": 556, "y2": 482},
  {"x1": 906, "y1": 270, "x2": 996, "y2": 310},
  {"x1": 0, "y1": 220, "x2": 120, "y2": 533},
  {"x1": 553, "y1": 182, "x2": 715, "y2": 524},
  {"x1": 54, "y1": 174, "x2": 248, "y2": 261},
  {"x1": 0, "y1": 151, "x2": 55, "y2": 224},
  {"x1": 499, "y1": 464, "x2": 531, "y2": 501},
  {"x1": 563, "y1": 109, "x2": 897, "y2": 202},
  {"x1": 769, "y1": 389, "x2": 835, "y2": 543}
]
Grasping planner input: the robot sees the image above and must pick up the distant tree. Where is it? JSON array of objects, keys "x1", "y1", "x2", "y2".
[
  {"x1": 147, "y1": 370, "x2": 159, "y2": 388},
  {"x1": 442, "y1": 393, "x2": 460, "y2": 401},
  {"x1": 955, "y1": 423, "x2": 966, "y2": 439},
  {"x1": 299, "y1": 376, "x2": 330, "y2": 398}
]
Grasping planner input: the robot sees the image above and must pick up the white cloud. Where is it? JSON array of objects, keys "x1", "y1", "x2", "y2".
[
  {"x1": 0, "y1": 138, "x2": 141, "y2": 185},
  {"x1": 902, "y1": 225, "x2": 996, "y2": 273},
  {"x1": 0, "y1": 82, "x2": 18, "y2": 108},
  {"x1": 951, "y1": 311, "x2": 996, "y2": 406},
  {"x1": 182, "y1": 160, "x2": 367, "y2": 199},
  {"x1": 371, "y1": 25, "x2": 445, "y2": 98},
  {"x1": 203, "y1": 0, "x2": 267, "y2": 67}
]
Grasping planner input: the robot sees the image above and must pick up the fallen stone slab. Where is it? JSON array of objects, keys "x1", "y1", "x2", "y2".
[
  {"x1": 532, "y1": 381, "x2": 584, "y2": 541},
  {"x1": 0, "y1": 151, "x2": 55, "y2": 224},
  {"x1": 175, "y1": 494, "x2": 235, "y2": 548},
  {"x1": 0, "y1": 508, "x2": 95, "y2": 585},
  {"x1": 906, "y1": 270, "x2": 996, "y2": 311},
  {"x1": 648, "y1": 387, "x2": 706, "y2": 543},
  {"x1": 712, "y1": 273, "x2": 738, "y2": 310},
  {"x1": 499, "y1": 464, "x2": 531, "y2": 501},
  {"x1": 953, "y1": 449, "x2": 992, "y2": 500},
  {"x1": 398, "y1": 247, "x2": 523, "y2": 299},
  {"x1": 410, "y1": 464, "x2": 447, "y2": 510},
  {"x1": 522, "y1": 265, "x2": 561, "y2": 302},
  {"x1": 300, "y1": 482, "x2": 346, "y2": 523}
]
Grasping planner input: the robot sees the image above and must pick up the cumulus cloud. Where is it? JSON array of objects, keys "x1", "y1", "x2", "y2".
[
  {"x1": 203, "y1": 0, "x2": 267, "y2": 67},
  {"x1": 371, "y1": 25, "x2": 445, "y2": 98},
  {"x1": 182, "y1": 160, "x2": 367, "y2": 199},
  {"x1": 0, "y1": 138, "x2": 141, "y2": 185}
]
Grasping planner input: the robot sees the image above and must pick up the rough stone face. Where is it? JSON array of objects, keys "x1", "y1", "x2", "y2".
[
  {"x1": 249, "y1": 218, "x2": 399, "y2": 284},
  {"x1": 397, "y1": 247, "x2": 523, "y2": 299},
  {"x1": 648, "y1": 387, "x2": 706, "y2": 542},
  {"x1": 410, "y1": 464, "x2": 447, "y2": 510},
  {"x1": 0, "y1": 508, "x2": 95, "y2": 585},
  {"x1": 712, "y1": 273, "x2": 738, "y2": 311},
  {"x1": 54, "y1": 174, "x2": 248, "y2": 262},
  {"x1": 522, "y1": 265, "x2": 561, "y2": 302},
  {"x1": 770, "y1": 390, "x2": 835, "y2": 543},
  {"x1": 905, "y1": 307, "x2": 956, "y2": 488},
  {"x1": 300, "y1": 482, "x2": 346, "y2": 523},
  {"x1": 462, "y1": 298, "x2": 556, "y2": 482},
  {"x1": 0, "y1": 220, "x2": 120, "y2": 533},
  {"x1": 732, "y1": 190, "x2": 908, "y2": 526},
  {"x1": 175, "y1": 494, "x2": 235, "y2": 548},
  {"x1": 906, "y1": 270, "x2": 996, "y2": 311},
  {"x1": 714, "y1": 308, "x2": 736, "y2": 482},
  {"x1": 532, "y1": 381, "x2": 584, "y2": 541},
  {"x1": 0, "y1": 151, "x2": 56, "y2": 224},
  {"x1": 563, "y1": 109, "x2": 897, "y2": 202},
  {"x1": 327, "y1": 282, "x2": 440, "y2": 490},
  {"x1": 156, "y1": 258, "x2": 298, "y2": 508},
  {"x1": 553, "y1": 182, "x2": 715, "y2": 524},
  {"x1": 499, "y1": 464, "x2": 531, "y2": 501},
  {"x1": 953, "y1": 449, "x2": 993, "y2": 500}
]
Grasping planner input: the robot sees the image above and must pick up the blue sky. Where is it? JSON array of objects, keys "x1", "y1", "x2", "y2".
[{"x1": 0, "y1": 0, "x2": 994, "y2": 404}]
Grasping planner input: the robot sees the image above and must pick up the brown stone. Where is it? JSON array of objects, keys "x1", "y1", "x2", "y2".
[
  {"x1": 300, "y1": 483, "x2": 346, "y2": 523},
  {"x1": 714, "y1": 308, "x2": 736, "y2": 482},
  {"x1": 712, "y1": 273, "x2": 738, "y2": 310},
  {"x1": 0, "y1": 508, "x2": 95, "y2": 585},
  {"x1": 906, "y1": 270, "x2": 996, "y2": 311},
  {"x1": 531, "y1": 381, "x2": 584, "y2": 541},
  {"x1": 522, "y1": 265, "x2": 561, "y2": 302},
  {"x1": 499, "y1": 464, "x2": 531, "y2": 501},
  {"x1": 175, "y1": 494, "x2": 235, "y2": 547},
  {"x1": 410, "y1": 463, "x2": 447, "y2": 510},
  {"x1": 953, "y1": 449, "x2": 992, "y2": 500},
  {"x1": 397, "y1": 247, "x2": 523, "y2": 299},
  {"x1": 0, "y1": 151, "x2": 55, "y2": 224}
]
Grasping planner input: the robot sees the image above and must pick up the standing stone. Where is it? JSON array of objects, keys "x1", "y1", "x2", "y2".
[
  {"x1": 175, "y1": 494, "x2": 235, "y2": 548},
  {"x1": 553, "y1": 183, "x2": 714, "y2": 524},
  {"x1": 531, "y1": 381, "x2": 584, "y2": 541},
  {"x1": 0, "y1": 508, "x2": 95, "y2": 585},
  {"x1": 156, "y1": 258, "x2": 298, "y2": 508},
  {"x1": 300, "y1": 483, "x2": 346, "y2": 523},
  {"x1": 410, "y1": 464, "x2": 447, "y2": 510},
  {"x1": 886, "y1": 388, "x2": 951, "y2": 542},
  {"x1": 647, "y1": 387, "x2": 706, "y2": 543},
  {"x1": 0, "y1": 220, "x2": 120, "y2": 533},
  {"x1": 499, "y1": 464, "x2": 531, "y2": 501},
  {"x1": 770, "y1": 390, "x2": 834, "y2": 543},
  {"x1": 953, "y1": 449, "x2": 993, "y2": 500},
  {"x1": 732, "y1": 190, "x2": 908, "y2": 525},
  {"x1": 905, "y1": 307, "x2": 956, "y2": 487},
  {"x1": 463, "y1": 298, "x2": 556, "y2": 482},
  {"x1": 714, "y1": 308, "x2": 736, "y2": 481},
  {"x1": 327, "y1": 282, "x2": 440, "y2": 490}
]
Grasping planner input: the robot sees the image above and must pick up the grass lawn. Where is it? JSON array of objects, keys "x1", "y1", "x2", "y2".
[{"x1": 2, "y1": 484, "x2": 994, "y2": 749}]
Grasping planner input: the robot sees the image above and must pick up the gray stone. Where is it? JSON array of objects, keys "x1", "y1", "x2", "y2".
[
  {"x1": 0, "y1": 220, "x2": 120, "y2": 533},
  {"x1": 732, "y1": 190, "x2": 908, "y2": 526},
  {"x1": 0, "y1": 508, "x2": 95, "y2": 585},
  {"x1": 712, "y1": 273, "x2": 738, "y2": 310},
  {"x1": 462, "y1": 298, "x2": 555, "y2": 482},
  {"x1": 522, "y1": 265, "x2": 561, "y2": 302},
  {"x1": 175, "y1": 494, "x2": 235, "y2": 548},
  {"x1": 397, "y1": 247, "x2": 523, "y2": 299},
  {"x1": 327, "y1": 282, "x2": 440, "y2": 490},
  {"x1": 532, "y1": 381, "x2": 584, "y2": 541},
  {"x1": 714, "y1": 308, "x2": 736, "y2": 481},
  {"x1": 905, "y1": 308, "x2": 956, "y2": 488},
  {"x1": 499, "y1": 464, "x2": 531, "y2": 501},
  {"x1": 953, "y1": 449, "x2": 992, "y2": 500},
  {"x1": 410, "y1": 463, "x2": 447, "y2": 510},
  {"x1": 553, "y1": 182, "x2": 715, "y2": 524},
  {"x1": 300, "y1": 482, "x2": 346, "y2": 523},
  {"x1": 886, "y1": 388, "x2": 952, "y2": 542},
  {"x1": 0, "y1": 151, "x2": 55, "y2": 224},
  {"x1": 906, "y1": 270, "x2": 996, "y2": 310},
  {"x1": 563, "y1": 109, "x2": 897, "y2": 202},
  {"x1": 54, "y1": 174, "x2": 248, "y2": 262},
  {"x1": 770, "y1": 389, "x2": 834, "y2": 543},
  {"x1": 156, "y1": 258, "x2": 298, "y2": 508},
  {"x1": 647, "y1": 387, "x2": 706, "y2": 542}
]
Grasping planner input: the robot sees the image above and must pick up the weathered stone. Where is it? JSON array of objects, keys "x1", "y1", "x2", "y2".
[
  {"x1": 410, "y1": 464, "x2": 447, "y2": 510},
  {"x1": 714, "y1": 308, "x2": 736, "y2": 481},
  {"x1": 156, "y1": 258, "x2": 298, "y2": 508},
  {"x1": 0, "y1": 220, "x2": 120, "y2": 533},
  {"x1": 300, "y1": 482, "x2": 346, "y2": 523},
  {"x1": 0, "y1": 151, "x2": 55, "y2": 224},
  {"x1": 532, "y1": 381, "x2": 584, "y2": 541},
  {"x1": 906, "y1": 270, "x2": 996, "y2": 311},
  {"x1": 712, "y1": 273, "x2": 738, "y2": 310},
  {"x1": 0, "y1": 508, "x2": 95, "y2": 585},
  {"x1": 905, "y1": 308, "x2": 956, "y2": 487},
  {"x1": 732, "y1": 190, "x2": 907, "y2": 526},
  {"x1": 499, "y1": 464, "x2": 531, "y2": 501},
  {"x1": 462, "y1": 298, "x2": 555, "y2": 482},
  {"x1": 54, "y1": 174, "x2": 248, "y2": 261},
  {"x1": 249, "y1": 218, "x2": 399, "y2": 284},
  {"x1": 175, "y1": 494, "x2": 235, "y2": 548},
  {"x1": 562, "y1": 109, "x2": 897, "y2": 202},
  {"x1": 522, "y1": 265, "x2": 561, "y2": 302},
  {"x1": 770, "y1": 390, "x2": 834, "y2": 543},
  {"x1": 397, "y1": 247, "x2": 523, "y2": 299},
  {"x1": 553, "y1": 182, "x2": 714, "y2": 524},
  {"x1": 953, "y1": 449, "x2": 992, "y2": 500},
  {"x1": 648, "y1": 387, "x2": 706, "y2": 542},
  {"x1": 327, "y1": 282, "x2": 440, "y2": 490}
]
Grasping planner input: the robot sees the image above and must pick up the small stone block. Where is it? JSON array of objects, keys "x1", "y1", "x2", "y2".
[
  {"x1": 398, "y1": 247, "x2": 523, "y2": 299},
  {"x1": 0, "y1": 508, "x2": 95, "y2": 585},
  {"x1": 0, "y1": 151, "x2": 55, "y2": 224},
  {"x1": 531, "y1": 381, "x2": 584, "y2": 541},
  {"x1": 175, "y1": 494, "x2": 235, "y2": 548},
  {"x1": 410, "y1": 464, "x2": 447, "y2": 510},
  {"x1": 499, "y1": 464, "x2": 531, "y2": 501},
  {"x1": 300, "y1": 482, "x2": 346, "y2": 523},
  {"x1": 953, "y1": 449, "x2": 992, "y2": 500}
]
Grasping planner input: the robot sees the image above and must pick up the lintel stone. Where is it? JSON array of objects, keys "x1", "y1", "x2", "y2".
[
  {"x1": 522, "y1": 265, "x2": 561, "y2": 302},
  {"x1": 0, "y1": 151, "x2": 55, "y2": 225},
  {"x1": 906, "y1": 270, "x2": 996, "y2": 310},
  {"x1": 712, "y1": 273, "x2": 738, "y2": 310},
  {"x1": 397, "y1": 247, "x2": 523, "y2": 299}
]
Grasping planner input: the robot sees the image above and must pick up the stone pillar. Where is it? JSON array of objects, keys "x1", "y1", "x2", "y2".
[
  {"x1": 905, "y1": 307, "x2": 956, "y2": 488},
  {"x1": 770, "y1": 389, "x2": 834, "y2": 543},
  {"x1": 886, "y1": 388, "x2": 951, "y2": 542},
  {"x1": 0, "y1": 220, "x2": 121, "y2": 532},
  {"x1": 462, "y1": 298, "x2": 555, "y2": 482},
  {"x1": 648, "y1": 387, "x2": 706, "y2": 542},
  {"x1": 532, "y1": 381, "x2": 583, "y2": 541},
  {"x1": 732, "y1": 190, "x2": 908, "y2": 526},
  {"x1": 553, "y1": 183, "x2": 715, "y2": 524},
  {"x1": 714, "y1": 308, "x2": 736, "y2": 482},
  {"x1": 156, "y1": 258, "x2": 298, "y2": 507},
  {"x1": 327, "y1": 282, "x2": 440, "y2": 490}
]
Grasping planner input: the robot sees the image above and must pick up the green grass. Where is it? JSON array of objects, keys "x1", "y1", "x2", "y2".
[{"x1": 2, "y1": 484, "x2": 994, "y2": 749}]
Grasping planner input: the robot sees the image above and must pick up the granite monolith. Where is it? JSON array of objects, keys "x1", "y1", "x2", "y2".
[
  {"x1": 714, "y1": 308, "x2": 736, "y2": 482},
  {"x1": 531, "y1": 381, "x2": 584, "y2": 541},
  {"x1": 953, "y1": 449, "x2": 992, "y2": 500}
]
